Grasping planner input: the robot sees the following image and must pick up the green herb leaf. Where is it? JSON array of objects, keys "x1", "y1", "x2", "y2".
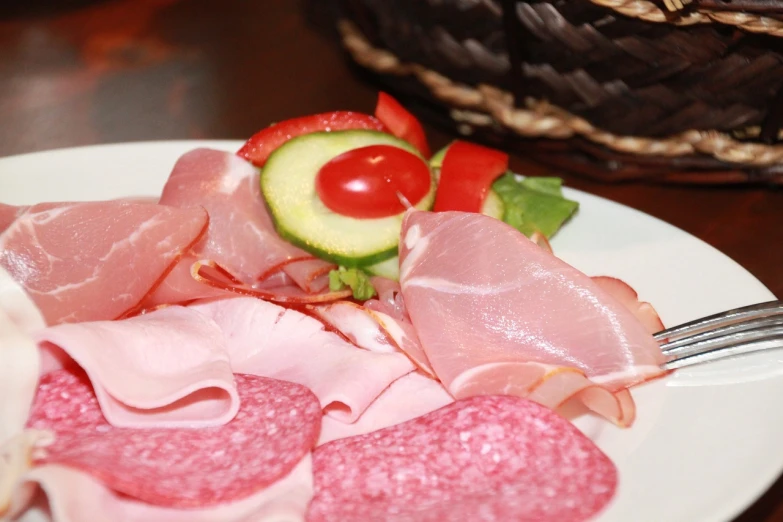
[
  {"x1": 491, "y1": 174, "x2": 578, "y2": 238},
  {"x1": 328, "y1": 266, "x2": 377, "y2": 300}
]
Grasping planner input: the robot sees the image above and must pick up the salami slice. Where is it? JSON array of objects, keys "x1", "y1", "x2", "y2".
[
  {"x1": 308, "y1": 395, "x2": 617, "y2": 522},
  {"x1": 26, "y1": 370, "x2": 322, "y2": 509}
]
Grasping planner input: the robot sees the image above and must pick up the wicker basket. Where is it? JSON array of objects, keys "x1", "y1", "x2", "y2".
[{"x1": 334, "y1": 0, "x2": 783, "y2": 184}]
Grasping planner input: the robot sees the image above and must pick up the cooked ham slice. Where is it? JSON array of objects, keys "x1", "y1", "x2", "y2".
[
  {"x1": 35, "y1": 306, "x2": 239, "y2": 428},
  {"x1": 158, "y1": 148, "x2": 335, "y2": 291},
  {"x1": 308, "y1": 301, "x2": 398, "y2": 354},
  {"x1": 0, "y1": 201, "x2": 208, "y2": 325},
  {"x1": 399, "y1": 210, "x2": 666, "y2": 426},
  {"x1": 10, "y1": 457, "x2": 312, "y2": 522},
  {"x1": 318, "y1": 371, "x2": 453, "y2": 445},
  {"x1": 190, "y1": 297, "x2": 415, "y2": 423},
  {"x1": 312, "y1": 300, "x2": 435, "y2": 376},
  {"x1": 591, "y1": 276, "x2": 665, "y2": 334}
]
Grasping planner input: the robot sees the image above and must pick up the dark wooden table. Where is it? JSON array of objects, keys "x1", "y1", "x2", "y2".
[{"x1": 1, "y1": 1, "x2": 781, "y2": 520}]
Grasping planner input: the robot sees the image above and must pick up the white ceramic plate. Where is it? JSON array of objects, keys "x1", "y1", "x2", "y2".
[{"x1": 1, "y1": 141, "x2": 780, "y2": 522}]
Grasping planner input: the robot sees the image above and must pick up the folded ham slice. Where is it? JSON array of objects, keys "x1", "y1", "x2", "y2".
[
  {"x1": 35, "y1": 306, "x2": 239, "y2": 428},
  {"x1": 318, "y1": 371, "x2": 453, "y2": 445},
  {"x1": 0, "y1": 201, "x2": 208, "y2": 325},
  {"x1": 158, "y1": 148, "x2": 335, "y2": 291},
  {"x1": 399, "y1": 210, "x2": 666, "y2": 426},
  {"x1": 190, "y1": 297, "x2": 415, "y2": 423}
]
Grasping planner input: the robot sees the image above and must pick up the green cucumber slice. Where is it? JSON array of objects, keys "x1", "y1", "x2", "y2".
[{"x1": 261, "y1": 130, "x2": 435, "y2": 267}]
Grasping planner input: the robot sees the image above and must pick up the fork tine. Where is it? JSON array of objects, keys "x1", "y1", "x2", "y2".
[
  {"x1": 662, "y1": 323, "x2": 783, "y2": 358},
  {"x1": 653, "y1": 300, "x2": 783, "y2": 342},
  {"x1": 659, "y1": 315, "x2": 783, "y2": 353},
  {"x1": 662, "y1": 334, "x2": 783, "y2": 370}
]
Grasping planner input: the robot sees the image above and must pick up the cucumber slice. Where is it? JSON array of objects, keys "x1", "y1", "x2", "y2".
[
  {"x1": 481, "y1": 189, "x2": 504, "y2": 220},
  {"x1": 364, "y1": 255, "x2": 400, "y2": 280},
  {"x1": 261, "y1": 130, "x2": 436, "y2": 267}
]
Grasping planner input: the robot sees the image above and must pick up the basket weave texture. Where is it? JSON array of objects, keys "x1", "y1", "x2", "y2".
[{"x1": 338, "y1": 0, "x2": 783, "y2": 184}]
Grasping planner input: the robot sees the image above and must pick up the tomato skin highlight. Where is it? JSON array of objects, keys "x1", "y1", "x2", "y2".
[
  {"x1": 433, "y1": 141, "x2": 509, "y2": 213},
  {"x1": 316, "y1": 145, "x2": 431, "y2": 219},
  {"x1": 374, "y1": 92, "x2": 431, "y2": 158},
  {"x1": 238, "y1": 111, "x2": 387, "y2": 167}
]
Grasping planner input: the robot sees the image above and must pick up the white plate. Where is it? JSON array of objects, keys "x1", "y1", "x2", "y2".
[{"x1": 1, "y1": 141, "x2": 780, "y2": 522}]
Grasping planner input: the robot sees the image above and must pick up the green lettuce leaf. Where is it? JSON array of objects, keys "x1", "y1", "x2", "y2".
[
  {"x1": 491, "y1": 174, "x2": 578, "y2": 238},
  {"x1": 328, "y1": 266, "x2": 377, "y2": 300}
]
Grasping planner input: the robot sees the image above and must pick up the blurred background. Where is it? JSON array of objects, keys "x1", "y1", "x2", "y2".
[{"x1": 0, "y1": 0, "x2": 781, "y2": 519}]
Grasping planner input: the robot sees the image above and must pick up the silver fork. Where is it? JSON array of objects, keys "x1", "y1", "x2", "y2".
[{"x1": 656, "y1": 300, "x2": 783, "y2": 370}]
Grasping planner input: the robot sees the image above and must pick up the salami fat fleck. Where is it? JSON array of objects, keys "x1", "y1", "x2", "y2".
[
  {"x1": 27, "y1": 370, "x2": 322, "y2": 508},
  {"x1": 308, "y1": 395, "x2": 617, "y2": 522}
]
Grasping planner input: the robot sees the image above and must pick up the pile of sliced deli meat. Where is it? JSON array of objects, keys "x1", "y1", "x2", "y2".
[{"x1": 0, "y1": 148, "x2": 666, "y2": 522}]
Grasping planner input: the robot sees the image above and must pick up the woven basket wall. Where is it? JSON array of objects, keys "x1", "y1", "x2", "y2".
[{"x1": 335, "y1": 0, "x2": 783, "y2": 184}]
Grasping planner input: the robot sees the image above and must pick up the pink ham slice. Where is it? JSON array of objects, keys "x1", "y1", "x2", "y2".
[
  {"x1": 592, "y1": 276, "x2": 665, "y2": 334},
  {"x1": 10, "y1": 457, "x2": 313, "y2": 522},
  {"x1": 369, "y1": 276, "x2": 408, "y2": 321},
  {"x1": 308, "y1": 301, "x2": 398, "y2": 354},
  {"x1": 309, "y1": 395, "x2": 617, "y2": 522},
  {"x1": 189, "y1": 297, "x2": 415, "y2": 423},
  {"x1": 158, "y1": 148, "x2": 335, "y2": 291},
  {"x1": 318, "y1": 371, "x2": 453, "y2": 445},
  {"x1": 36, "y1": 306, "x2": 239, "y2": 428},
  {"x1": 26, "y1": 371, "x2": 321, "y2": 509},
  {"x1": 312, "y1": 300, "x2": 435, "y2": 376},
  {"x1": 399, "y1": 210, "x2": 666, "y2": 426},
  {"x1": 0, "y1": 201, "x2": 208, "y2": 325}
]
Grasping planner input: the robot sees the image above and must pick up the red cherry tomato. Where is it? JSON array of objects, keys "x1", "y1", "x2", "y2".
[{"x1": 316, "y1": 145, "x2": 431, "y2": 219}]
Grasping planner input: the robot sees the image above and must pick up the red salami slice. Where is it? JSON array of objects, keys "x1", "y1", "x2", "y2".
[
  {"x1": 308, "y1": 395, "x2": 617, "y2": 522},
  {"x1": 26, "y1": 370, "x2": 322, "y2": 508}
]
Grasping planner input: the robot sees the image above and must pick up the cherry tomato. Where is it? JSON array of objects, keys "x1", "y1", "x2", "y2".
[
  {"x1": 316, "y1": 145, "x2": 431, "y2": 219},
  {"x1": 238, "y1": 111, "x2": 387, "y2": 167}
]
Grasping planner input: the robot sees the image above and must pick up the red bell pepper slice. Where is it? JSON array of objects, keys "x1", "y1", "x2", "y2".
[
  {"x1": 237, "y1": 111, "x2": 387, "y2": 167},
  {"x1": 374, "y1": 92, "x2": 431, "y2": 158},
  {"x1": 433, "y1": 141, "x2": 508, "y2": 213}
]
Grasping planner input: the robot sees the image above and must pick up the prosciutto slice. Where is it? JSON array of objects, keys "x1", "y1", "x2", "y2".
[
  {"x1": 158, "y1": 148, "x2": 335, "y2": 290},
  {"x1": 0, "y1": 203, "x2": 27, "y2": 235},
  {"x1": 35, "y1": 306, "x2": 239, "y2": 428},
  {"x1": 399, "y1": 210, "x2": 666, "y2": 426},
  {"x1": 0, "y1": 201, "x2": 208, "y2": 325},
  {"x1": 140, "y1": 255, "x2": 234, "y2": 308},
  {"x1": 190, "y1": 297, "x2": 416, "y2": 423}
]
